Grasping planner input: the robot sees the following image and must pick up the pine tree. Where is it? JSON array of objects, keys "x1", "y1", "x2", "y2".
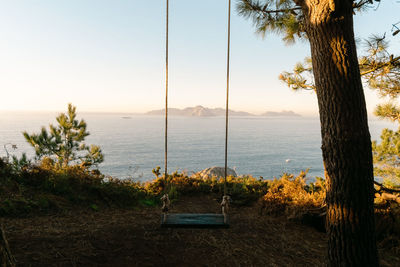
[
  {"x1": 23, "y1": 104, "x2": 104, "y2": 168},
  {"x1": 280, "y1": 35, "x2": 400, "y2": 186},
  {"x1": 238, "y1": 0, "x2": 381, "y2": 265}
]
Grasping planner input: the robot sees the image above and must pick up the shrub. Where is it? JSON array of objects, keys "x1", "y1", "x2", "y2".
[
  {"x1": 259, "y1": 171, "x2": 326, "y2": 216},
  {"x1": 0, "y1": 159, "x2": 150, "y2": 216},
  {"x1": 146, "y1": 168, "x2": 269, "y2": 205}
]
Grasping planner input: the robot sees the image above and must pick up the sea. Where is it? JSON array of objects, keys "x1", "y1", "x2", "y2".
[{"x1": 0, "y1": 112, "x2": 395, "y2": 182}]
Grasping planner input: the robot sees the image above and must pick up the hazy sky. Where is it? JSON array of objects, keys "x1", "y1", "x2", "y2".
[{"x1": 0, "y1": 0, "x2": 399, "y2": 115}]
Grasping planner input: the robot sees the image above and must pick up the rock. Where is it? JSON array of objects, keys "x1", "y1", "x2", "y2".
[{"x1": 197, "y1": 167, "x2": 237, "y2": 179}]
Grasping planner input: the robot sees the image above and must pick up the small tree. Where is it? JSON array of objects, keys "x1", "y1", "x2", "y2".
[{"x1": 23, "y1": 104, "x2": 104, "y2": 168}]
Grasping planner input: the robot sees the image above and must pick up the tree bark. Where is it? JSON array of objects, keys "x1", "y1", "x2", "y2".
[{"x1": 301, "y1": 0, "x2": 378, "y2": 265}]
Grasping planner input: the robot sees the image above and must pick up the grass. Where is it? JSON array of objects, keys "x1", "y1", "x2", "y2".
[
  {"x1": 0, "y1": 159, "x2": 270, "y2": 216},
  {"x1": 0, "y1": 158, "x2": 150, "y2": 216},
  {"x1": 1, "y1": 157, "x2": 399, "y2": 255},
  {"x1": 2, "y1": 159, "x2": 322, "y2": 217},
  {"x1": 0, "y1": 159, "x2": 400, "y2": 266}
]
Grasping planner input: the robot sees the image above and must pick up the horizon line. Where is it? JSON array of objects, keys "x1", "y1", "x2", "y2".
[
  {"x1": 0, "y1": 107, "x2": 315, "y2": 116},
  {"x1": 0, "y1": 108, "x2": 385, "y2": 119}
]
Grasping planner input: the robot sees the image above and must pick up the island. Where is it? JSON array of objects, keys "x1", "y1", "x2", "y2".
[
  {"x1": 145, "y1": 105, "x2": 254, "y2": 117},
  {"x1": 261, "y1": 110, "x2": 301, "y2": 117},
  {"x1": 145, "y1": 106, "x2": 301, "y2": 117}
]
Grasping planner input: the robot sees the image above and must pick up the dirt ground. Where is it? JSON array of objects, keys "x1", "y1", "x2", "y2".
[{"x1": 1, "y1": 195, "x2": 397, "y2": 267}]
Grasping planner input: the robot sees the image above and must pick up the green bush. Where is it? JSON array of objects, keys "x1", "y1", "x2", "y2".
[
  {"x1": 146, "y1": 168, "x2": 269, "y2": 205},
  {"x1": 0, "y1": 159, "x2": 151, "y2": 216}
]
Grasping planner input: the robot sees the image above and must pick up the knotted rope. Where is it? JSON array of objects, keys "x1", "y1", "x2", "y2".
[
  {"x1": 161, "y1": 193, "x2": 170, "y2": 213},
  {"x1": 161, "y1": 193, "x2": 170, "y2": 222},
  {"x1": 221, "y1": 195, "x2": 231, "y2": 223}
]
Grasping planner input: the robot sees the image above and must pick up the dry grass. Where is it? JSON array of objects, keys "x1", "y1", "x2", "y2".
[
  {"x1": 1, "y1": 194, "x2": 329, "y2": 267},
  {"x1": 2, "y1": 194, "x2": 398, "y2": 266},
  {"x1": 1, "y1": 160, "x2": 399, "y2": 266}
]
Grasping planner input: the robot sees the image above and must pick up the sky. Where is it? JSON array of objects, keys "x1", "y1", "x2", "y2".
[{"x1": 0, "y1": 0, "x2": 399, "y2": 116}]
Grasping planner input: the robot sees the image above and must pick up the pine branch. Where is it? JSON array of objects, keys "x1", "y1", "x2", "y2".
[
  {"x1": 360, "y1": 56, "x2": 400, "y2": 76},
  {"x1": 374, "y1": 181, "x2": 400, "y2": 194},
  {"x1": 237, "y1": 0, "x2": 305, "y2": 43},
  {"x1": 240, "y1": 2, "x2": 301, "y2": 15},
  {"x1": 374, "y1": 103, "x2": 400, "y2": 122},
  {"x1": 353, "y1": 0, "x2": 372, "y2": 10}
]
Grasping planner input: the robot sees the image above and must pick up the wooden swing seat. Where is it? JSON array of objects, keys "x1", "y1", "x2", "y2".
[{"x1": 161, "y1": 213, "x2": 229, "y2": 228}]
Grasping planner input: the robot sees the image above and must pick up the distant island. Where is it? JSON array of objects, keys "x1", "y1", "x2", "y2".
[
  {"x1": 260, "y1": 110, "x2": 301, "y2": 117},
  {"x1": 145, "y1": 106, "x2": 301, "y2": 117},
  {"x1": 145, "y1": 106, "x2": 253, "y2": 117}
]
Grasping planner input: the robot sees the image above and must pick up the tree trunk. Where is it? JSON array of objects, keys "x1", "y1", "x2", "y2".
[{"x1": 302, "y1": 0, "x2": 378, "y2": 266}]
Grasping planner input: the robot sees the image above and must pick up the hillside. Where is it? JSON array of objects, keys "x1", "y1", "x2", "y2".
[
  {"x1": 0, "y1": 159, "x2": 398, "y2": 266},
  {"x1": 261, "y1": 110, "x2": 301, "y2": 117},
  {"x1": 145, "y1": 106, "x2": 254, "y2": 117},
  {"x1": 145, "y1": 106, "x2": 301, "y2": 117}
]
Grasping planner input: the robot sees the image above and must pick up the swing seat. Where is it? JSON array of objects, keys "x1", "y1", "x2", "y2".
[{"x1": 161, "y1": 213, "x2": 229, "y2": 228}]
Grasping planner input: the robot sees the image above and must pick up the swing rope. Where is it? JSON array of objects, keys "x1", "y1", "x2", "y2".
[
  {"x1": 164, "y1": 0, "x2": 169, "y2": 189},
  {"x1": 162, "y1": 0, "x2": 231, "y2": 215},
  {"x1": 161, "y1": 0, "x2": 170, "y2": 214},
  {"x1": 224, "y1": 0, "x2": 231, "y2": 197}
]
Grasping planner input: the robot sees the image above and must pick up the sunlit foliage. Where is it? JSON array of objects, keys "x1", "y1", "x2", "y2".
[
  {"x1": 373, "y1": 128, "x2": 400, "y2": 186},
  {"x1": 147, "y1": 166, "x2": 270, "y2": 205},
  {"x1": 278, "y1": 35, "x2": 400, "y2": 186},
  {"x1": 237, "y1": 0, "x2": 377, "y2": 44},
  {"x1": 237, "y1": 0, "x2": 304, "y2": 44},
  {"x1": 260, "y1": 171, "x2": 325, "y2": 215},
  {"x1": 23, "y1": 104, "x2": 104, "y2": 169}
]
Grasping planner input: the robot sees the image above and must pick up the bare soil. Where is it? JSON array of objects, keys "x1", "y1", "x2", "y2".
[{"x1": 1, "y1": 195, "x2": 398, "y2": 266}]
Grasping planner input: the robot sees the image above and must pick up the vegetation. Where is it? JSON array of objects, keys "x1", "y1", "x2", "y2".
[
  {"x1": 1, "y1": 155, "x2": 399, "y2": 264},
  {"x1": 260, "y1": 171, "x2": 325, "y2": 215},
  {"x1": 0, "y1": 105, "x2": 264, "y2": 216},
  {"x1": 0, "y1": 157, "x2": 149, "y2": 216},
  {"x1": 279, "y1": 35, "x2": 400, "y2": 95},
  {"x1": 149, "y1": 166, "x2": 269, "y2": 205},
  {"x1": 373, "y1": 128, "x2": 400, "y2": 187},
  {"x1": 2, "y1": 156, "x2": 398, "y2": 234},
  {"x1": 23, "y1": 104, "x2": 104, "y2": 169},
  {"x1": 369, "y1": 38, "x2": 400, "y2": 185},
  {"x1": 0, "y1": 158, "x2": 269, "y2": 217},
  {"x1": 279, "y1": 35, "x2": 400, "y2": 187},
  {"x1": 2, "y1": 103, "x2": 399, "y2": 264}
]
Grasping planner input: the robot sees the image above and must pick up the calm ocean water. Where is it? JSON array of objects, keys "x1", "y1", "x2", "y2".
[{"x1": 0, "y1": 112, "x2": 394, "y2": 181}]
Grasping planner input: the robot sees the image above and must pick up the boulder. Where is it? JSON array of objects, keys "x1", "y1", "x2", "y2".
[{"x1": 197, "y1": 166, "x2": 237, "y2": 179}]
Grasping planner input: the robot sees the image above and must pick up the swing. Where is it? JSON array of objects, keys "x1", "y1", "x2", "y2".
[{"x1": 160, "y1": 0, "x2": 232, "y2": 229}]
